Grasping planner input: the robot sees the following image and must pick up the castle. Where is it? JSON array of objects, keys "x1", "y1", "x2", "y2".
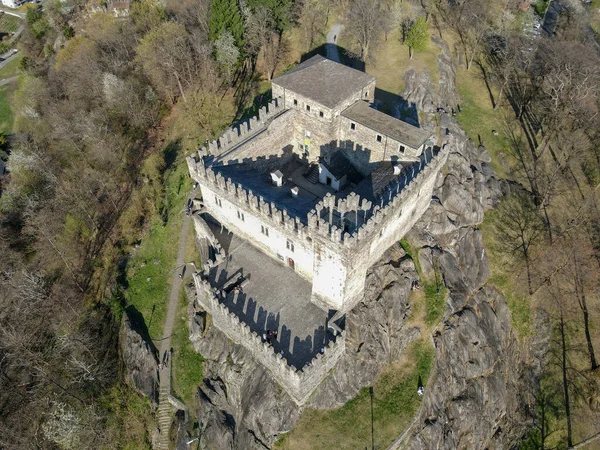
[{"x1": 187, "y1": 55, "x2": 448, "y2": 404}]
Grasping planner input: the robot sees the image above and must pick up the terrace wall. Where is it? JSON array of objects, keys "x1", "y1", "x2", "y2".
[{"x1": 193, "y1": 275, "x2": 346, "y2": 405}]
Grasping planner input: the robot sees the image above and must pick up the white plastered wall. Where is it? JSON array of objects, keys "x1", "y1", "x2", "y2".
[{"x1": 200, "y1": 183, "x2": 315, "y2": 281}]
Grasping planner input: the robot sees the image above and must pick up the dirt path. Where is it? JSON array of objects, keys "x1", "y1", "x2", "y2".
[
  {"x1": 156, "y1": 204, "x2": 193, "y2": 449},
  {"x1": 326, "y1": 23, "x2": 343, "y2": 63}
]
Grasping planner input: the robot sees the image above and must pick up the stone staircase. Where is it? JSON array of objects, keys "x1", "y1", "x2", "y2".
[
  {"x1": 156, "y1": 363, "x2": 172, "y2": 449},
  {"x1": 305, "y1": 163, "x2": 319, "y2": 184}
]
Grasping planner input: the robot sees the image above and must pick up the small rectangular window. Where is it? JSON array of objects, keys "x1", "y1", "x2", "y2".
[
  {"x1": 377, "y1": 135, "x2": 382, "y2": 142},
  {"x1": 261, "y1": 225, "x2": 269, "y2": 236},
  {"x1": 214, "y1": 195, "x2": 222, "y2": 207},
  {"x1": 365, "y1": 91, "x2": 368, "y2": 97},
  {"x1": 399, "y1": 145, "x2": 405, "y2": 153},
  {"x1": 306, "y1": 104, "x2": 311, "y2": 112},
  {"x1": 286, "y1": 240, "x2": 295, "y2": 252},
  {"x1": 350, "y1": 122, "x2": 356, "y2": 130},
  {"x1": 293, "y1": 99, "x2": 298, "y2": 106},
  {"x1": 319, "y1": 111, "x2": 324, "y2": 118},
  {"x1": 237, "y1": 210, "x2": 245, "y2": 222}
]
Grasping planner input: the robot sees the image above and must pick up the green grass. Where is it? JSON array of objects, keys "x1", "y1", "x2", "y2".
[
  {"x1": 274, "y1": 339, "x2": 434, "y2": 450},
  {"x1": 0, "y1": 84, "x2": 14, "y2": 134},
  {"x1": 423, "y1": 281, "x2": 448, "y2": 326},
  {"x1": 480, "y1": 215, "x2": 532, "y2": 338},
  {"x1": 0, "y1": 54, "x2": 23, "y2": 79},
  {"x1": 0, "y1": 13, "x2": 20, "y2": 34},
  {"x1": 454, "y1": 65, "x2": 509, "y2": 177},
  {"x1": 171, "y1": 289, "x2": 204, "y2": 407},
  {"x1": 399, "y1": 238, "x2": 422, "y2": 274},
  {"x1": 125, "y1": 159, "x2": 191, "y2": 340},
  {"x1": 366, "y1": 31, "x2": 440, "y2": 106}
]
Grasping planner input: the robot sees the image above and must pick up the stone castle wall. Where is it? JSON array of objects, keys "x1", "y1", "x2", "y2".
[
  {"x1": 338, "y1": 116, "x2": 424, "y2": 172},
  {"x1": 203, "y1": 97, "x2": 287, "y2": 159},
  {"x1": 199, "y1": 181, "x2": 315, "y2": 281},
  {"x1": 193, "y1": 275, "x2": 346, "y2": 405},
  {"x1": 187, "y1": 144, "x2": 449, "y2": 312}
]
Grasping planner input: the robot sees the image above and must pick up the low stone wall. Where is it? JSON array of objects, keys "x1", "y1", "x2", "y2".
[
  {"x1": 204, "y1": 97, "x2": 286, "y2": 157},
  {"x1": 193, "y1": 274, "x2": 346, "y2": 405}
]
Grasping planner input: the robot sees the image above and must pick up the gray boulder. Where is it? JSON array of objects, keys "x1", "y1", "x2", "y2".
[{"x1": 120, "y1": 308, "x2": 160, "y2": 404}]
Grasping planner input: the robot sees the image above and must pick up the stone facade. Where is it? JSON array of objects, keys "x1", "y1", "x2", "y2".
[{"x1": 187, "y1": 55, "x2": 448, "y2": 404}]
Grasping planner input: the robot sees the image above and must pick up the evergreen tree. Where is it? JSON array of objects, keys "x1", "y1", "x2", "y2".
[
  {"x1": 209, "y1": 0, "x2": 245, "y2": 48},
  {"x1": 405, "y1": 16, "x2": 429, "y2": 59}
]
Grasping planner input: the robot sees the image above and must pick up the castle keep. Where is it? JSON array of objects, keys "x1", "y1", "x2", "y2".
[{"x1": 187, "y1": 55, "x2": 449, "y2": 404}]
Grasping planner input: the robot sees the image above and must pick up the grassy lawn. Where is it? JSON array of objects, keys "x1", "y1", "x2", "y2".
[
  {"x1": 367, "y1": 31, "x2": 440, "y2": 103},
  {"x1": 480, "y1": 214, "x2": 532, "y2": 338},
  {"x1": 171, "y1": 288, "x2": 204, "y2": 407},
  {"x1": 275, "y1": 339, "x2": 434, "y2": 450},
  {"x1": 0, "y1": 54, "x2": 23, "y2": 79},
  {"x1": 0, "y1": 12, "x2": 20, "y2": 31},
  {"x1": 454, "y1": 65, "x2": 509, "y2": 177},
  {"x1": 0, "y1": 12, "x2": 20, "y2": 35},
  {"x1": 0, "y1": 83, "x2": 14, "y2": 133},
  {"x1": 125, "y1": 159, "x2": 191, "y2": 340}
]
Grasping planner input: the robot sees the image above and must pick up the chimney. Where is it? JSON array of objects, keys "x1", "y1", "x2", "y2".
[
  {"x1": 270, "y1": 170, "x2": 284, "y2": 187},
  {"x1": 393, "y1": 164, "x2": 402, "y2": 175},
  {"x1": 291, "y1": 186, "x2": 299, "y2": 198}
]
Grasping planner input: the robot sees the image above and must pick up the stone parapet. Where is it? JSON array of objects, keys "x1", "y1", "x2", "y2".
[
  {"x1": 200, "y1": 98, "x2": 285, "y2": 157},
  {"x1": 187, "y1": 155, "x2": 310, "y2": 242},
  {"x1": 193, "y1": 274, "x2": 346, "y2": 405},
  {"x1": 303, "y1": 145, "x2": 449, "y2": 252}
]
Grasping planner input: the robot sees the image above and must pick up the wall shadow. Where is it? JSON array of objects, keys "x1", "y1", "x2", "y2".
[
  {"x1": 301, "y1": 43, "x2": 366, "y2": 72},
  {"x1": 125, "y1": 305, "x2": 159, "y2": 357}
]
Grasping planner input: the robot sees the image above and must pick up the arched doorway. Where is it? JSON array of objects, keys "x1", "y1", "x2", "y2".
[{"x1": 288, "y1": 258, "x2": 295, "y2": 270}]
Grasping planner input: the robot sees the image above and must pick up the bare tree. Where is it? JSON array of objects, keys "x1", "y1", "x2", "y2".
[
  {"x1": 345, "y1": 0, "x2": 385, "y2": 61},
  {"x1": 490, "y1": 190, "x2": 545, "y2": 294}
]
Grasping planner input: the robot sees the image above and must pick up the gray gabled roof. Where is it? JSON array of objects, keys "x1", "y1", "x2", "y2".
[
  {"x1": 272, "y1": 55, "x2": 375, "y2": 109},
  {"x1": 342, "y1": 101, "x2": 431, "y2": 149}
]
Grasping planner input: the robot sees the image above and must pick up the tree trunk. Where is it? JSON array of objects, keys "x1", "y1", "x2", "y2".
[
  {"x1": 494, "y1": 86, "x2": 504, "y2": 110},
  {"x1": 174, "y1": 71, "x2": 187, "y2": 103},
  {"x1": 575, "y1": 258, "x2": 599, "y2": 370},
  {"x1": 559, "y1": 311, "x2": 573, "y2": 447},
  {"x1": 582, "y1": 294, "x2": 598, "y2": 370}
]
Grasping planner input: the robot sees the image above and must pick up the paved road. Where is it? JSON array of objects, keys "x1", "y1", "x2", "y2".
[
  {"x1": 326, "y1": 23, "x2": 343, "y2": 63},
  {"x1": 156, "y1": 201, "x2": 193, "y2": 449},
  {"x1": 0, "y1": 75, "x2": 18, "y2": 86},
  {"x1": 0, "y1": 7, "x2": 25, "y2": 18}
]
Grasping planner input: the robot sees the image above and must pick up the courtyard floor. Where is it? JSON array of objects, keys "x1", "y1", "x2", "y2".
[{"x1": 205, "y1": 218, "x2": 335, "y2": 369}]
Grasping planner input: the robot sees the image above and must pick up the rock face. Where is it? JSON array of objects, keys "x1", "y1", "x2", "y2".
[
  {"x1": 192, "y1": 325, "x2": 299, "y2": 450},
  {"x1": 405, "y1": 287, "x2": 542, "y2": 450},
  {"x1": 120, "y1": 308, "x2": 160, "y2": 404},
  {"x1": 309, "y1": 246, "x2": 420, "y2": 409}
]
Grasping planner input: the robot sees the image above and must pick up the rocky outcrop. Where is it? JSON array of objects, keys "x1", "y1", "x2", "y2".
[
  {"x1": 405, "y1": 287, "x2": 544, "y2": 450},
  {"x1": 189, "y1": 245, "x2": 419, "y2": 448},
  {"x1": 309, "y1": 246, "x2": 420, "y2": 409},
  {"x1": 192, "y1": 325, "x2": 299, "y2": 450},
  {"x1": 120, "y1": 307, "x2": 160, "y2": 404}
]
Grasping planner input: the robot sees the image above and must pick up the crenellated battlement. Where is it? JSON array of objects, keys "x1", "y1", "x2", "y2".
[
  {"x1": 200, "y1": 97, "x2": 286, "y2": 158},
  {"x1": 300, "y1": 145, "x2": 449, "y2": 252},
  {"x1": 187, "y1": 144, "x2": 449, "y2": 256},
  {"x1": 193, "y1": 273, "x2": 346, "y2": 405}
]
